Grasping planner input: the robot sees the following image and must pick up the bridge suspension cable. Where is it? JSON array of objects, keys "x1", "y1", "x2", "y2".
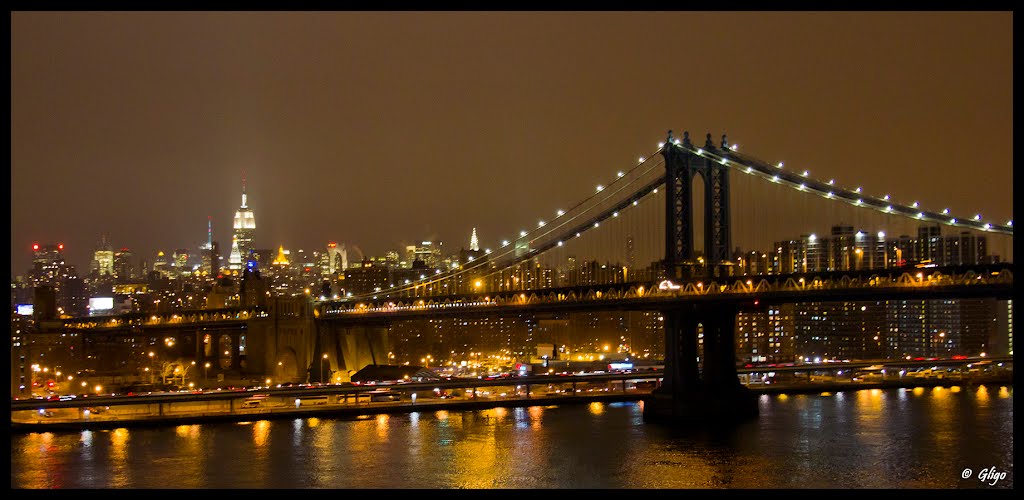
[
  {"x1": 667, "y1": 138, "x2": 1011, "y2": 235},
  {"x1": 340, "y1": 144, "x2": 669, "y2": 300}
]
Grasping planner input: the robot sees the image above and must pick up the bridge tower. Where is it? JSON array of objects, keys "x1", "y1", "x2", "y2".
[
  {"x1": 646, "y1": 130, "x2": 757, "y2": 424},
  {"x1": 662, "y1": 130, "x2": 733, "y2": 280}
]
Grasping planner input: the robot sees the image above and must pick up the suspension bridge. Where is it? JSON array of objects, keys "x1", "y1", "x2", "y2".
[{"x1": 46, "y1": 130, "x2": 1014, "y2": 424}]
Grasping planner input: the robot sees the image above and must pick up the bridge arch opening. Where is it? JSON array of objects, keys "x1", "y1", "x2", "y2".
[{"x1": 692, "y1": 168, "x2": 706, "y2": 263}]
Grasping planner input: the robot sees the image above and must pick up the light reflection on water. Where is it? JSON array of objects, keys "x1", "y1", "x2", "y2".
[{"x1": 10, "y1": 386, "x2": 1013, "y2": 489}]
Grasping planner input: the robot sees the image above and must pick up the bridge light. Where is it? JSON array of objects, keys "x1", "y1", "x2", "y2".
[
  {"x1": 652, "y1": 188, "x2": 658, "y2": 193},
  {"x1": 974, "y1": 214, "x2": 982, "y2": 220},
  {"x1": 730, "y1": 144, "x2": 738, "y2": 151},
  {"x1": 613, "y1": 212, "x2": 618, "y2": 217},
  {"x1": 856, "y1": 199, "x2": 862, "y2": 205},
  {"x1": 557, "y1": 241, "x2": 563, "y2": 246},
  {"x1": 485, "y1": 249, "x2": 491, "y2": 254},
  {"x1": 883, "y1": 194, "x2": 890, "y2": 200},
  {"x1": 856, "y1": 231, "x2": 864, "y2": 238},
  {"x1": 912, "y1": 201, "x2": 919, "y2": 208},
  {"x1": 772, "y1": 175, "x2": 779, "y2": 182},
  {"x1": 538, "y1": 220, "x2": 545, "y2": 227},
  {"x1": 633, "y1": 200, "x2": 638, "y2": 206},
  {"x1": 917, "y1": 212, "x2": 924, "y2": 219},
  {"x1": 638, "y1": 157, "x2": 645, "y2": 163},
  {"x1": 984, "y1": 223, "x2": 992, "y2": 230},
  {"x1": 576, "y1": 232, "x2": 581, "y2": 237},
  {"x1": 617, "y1": 171, "x2": 625, "y2": 177},
  {"x1": 658, "y1": 142, "x2": 664, "y2": 148},
  {"x1": 720, "y1": 158, "x2": 728, "y2": 165},
  {"x1": 798, "y1": 183, "x2": 805, "y2": 190},
  {"x1": 520, "y1": 230, "x2": 527, "y2": 237},
  {"x1": 696, "y1": 148, "x2": 703, "y2": 155},
  {"x1": 1008, "y1": 220, "x2": 1013, "y2": 226},
  {"x1": 885, "y1": 206, "x2": 892, "y2": 212},
  {"x1": 502, "y1": 240, "x2": 509, "y2": 246},
  {"x1": 878, "y1": 231, "x2": 885, "y2": 238},
  {"x1": 826, "y1": 192, "x2": 833, "y2": 198},
  {"x1": 950, "y1": 218, "x2": 956, "y2": 224},
  {"x1": 777, "y1": 162, "x2": 784, "y2": 168},
  {"x1": 594, "y1": 222, "x2": 600, "y2": 228},
  {"x1": 808, "y1": 234, "x2": 816, "y2": 242},
  {"x1": 802, "y1": 170, "x2": 809, "y2": 177},
  {"x1": 855, "y1": 187, "x2": 862, "y2": 193},
  {"x1": 828, "y1": 179, "x2": 834, "y2": 185},
  {"x1": 746, "y1": 167, "x2": 753, "y2": 173},
  {"x1": 942, "y1": 208, "x2": 950, "y2": 214},
  {"x1": 556, "y1": 209, "x2": 564, "y2": 217}
]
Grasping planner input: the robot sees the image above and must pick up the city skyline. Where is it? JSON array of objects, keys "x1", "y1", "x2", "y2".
[{"x1": 11, "y1": 12, "x2": 1012, "y2": 276}]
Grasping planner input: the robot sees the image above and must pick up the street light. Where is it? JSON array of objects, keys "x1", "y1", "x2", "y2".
[
  {"x1": 204, "y1": 362, "x2": 211, "y2": 384},
  {"x1": 321, "y1": 353, "x2": 328, "y2": 383}
]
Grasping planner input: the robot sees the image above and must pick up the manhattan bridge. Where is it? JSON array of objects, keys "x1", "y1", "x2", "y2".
[{"x1": 53, "y1": 130, "x2": 1014, "y2": 422}]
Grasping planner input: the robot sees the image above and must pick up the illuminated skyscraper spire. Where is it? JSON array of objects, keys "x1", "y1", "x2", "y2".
[
  {"x1": 470, "y1": 227, "x2": 479, "y2": 252},
  {"x1": 233, "y1": 173, "x2": 256, "y2": 261},
  {"x1": 207, "y1": 216, "x2": 213, "y2": 248}
]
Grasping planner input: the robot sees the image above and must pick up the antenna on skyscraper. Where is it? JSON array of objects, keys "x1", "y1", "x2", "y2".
[{"x1": 240, "y1": 169, "x2": 248, "y2": 208}]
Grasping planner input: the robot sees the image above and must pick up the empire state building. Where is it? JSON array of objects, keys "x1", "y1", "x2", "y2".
[{"x1": 231, "y1": 179, "x2": 256, "y2": 267}]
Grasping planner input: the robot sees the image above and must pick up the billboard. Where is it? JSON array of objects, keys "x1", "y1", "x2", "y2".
[
  {"x1": 89, "y1": 297, "x2": 114, "y2": 312},
  {"x1": 16, "y1": 304, "x2": 33, "y2": 316}
]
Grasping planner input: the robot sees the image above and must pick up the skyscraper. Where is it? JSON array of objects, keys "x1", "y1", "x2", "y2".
[
  {"x1": 200, "y1": 216, "x2": 214, "y2": 275},
  {"x1": 233, "y1": 177, "x2": 256, "y2": 262},
  {"x1": 470, "y1": 228, "x2": 480, "y2": 252},
  {"x1": 91, "y1": 235, "x2": 114, "y2": 277},
  {"x1": 228, "y1": 236, "x2": 243, "y2": 271}
]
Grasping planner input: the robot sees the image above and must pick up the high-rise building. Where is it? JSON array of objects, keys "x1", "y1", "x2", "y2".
[
  {"x1": 994, "y1": 300, "x2": 1013, "y2": 356},
  {"x1": 323, "y1": 242, "x2": 347, "y2": 275},
  {"x1": 886, "y1": 299, "x2": 996, "y2": 358},
  {"x1": 939, "y1": 231, "x2": 988, "y2": 266},
  {"x1": 200, "y1": 216, "x2": 214, "y2": 276},
  {"x1": 153, "y1": 251, "x2": 170, "y2": 276},
  {"x1": 32, "y1": 243, "x2": 62, "y2": 268},
  {"x1": 406, "y1": 241, "x2": 443, "y2": 269},
  {"x1": 91, "y1": 235, "x2": 114, "y2": 277},
  {"x1": 228, "y1": 237, "x2": 243, "y2": 271},
  {"x1": 173, "y1": 249, "x2": 189, "y2": 276},
  {"x1": 470, "y1": 228, "x2": 480, "y2": 252},
  {"x1": 917, "y1": 224, "x2": 942, "y2": 263},
  {"x1": 209, "y1": 241, "x2": 221, "y2": 276},
  {"x1": 233, "y1": 178, "x2": 256, "y2": 262},
  {"x1": 113, "y1": 248, "x2": 135, "y2": 281}
]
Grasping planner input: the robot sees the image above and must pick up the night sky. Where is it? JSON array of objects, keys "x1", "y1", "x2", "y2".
[{"x1": 10, "y1": 12, "x2": 1013, "y2": 276}]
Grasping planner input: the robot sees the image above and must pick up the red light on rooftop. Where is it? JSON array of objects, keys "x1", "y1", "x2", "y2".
[
  {"x1": 32, "y1": 244, "x2": 39, "y2": 250},
  {"x1": 328, "y1": 242, "x2": 337, "y2": 248},
  {"x1": 58, "y1": 244, "x2": 64, "y2": 250}
]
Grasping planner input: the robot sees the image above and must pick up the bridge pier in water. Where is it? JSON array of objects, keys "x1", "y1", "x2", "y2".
[{"x1": 643, "y1": 303, "x2": 758, "y2": 423}]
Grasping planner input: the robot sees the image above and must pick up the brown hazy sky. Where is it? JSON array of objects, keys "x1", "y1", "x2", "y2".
[{"x1": 10, "y1": 12, "x2": 1013, "y2": 276}]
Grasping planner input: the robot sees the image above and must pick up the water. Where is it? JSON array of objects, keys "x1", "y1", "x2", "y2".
[{"x1": 11, "y1": 385, "x2": 1013, "y2": 488}]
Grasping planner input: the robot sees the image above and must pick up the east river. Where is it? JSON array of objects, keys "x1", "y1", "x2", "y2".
[{"x1": 11, "y1": 385, "x2": 1013, "y2": 488}]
